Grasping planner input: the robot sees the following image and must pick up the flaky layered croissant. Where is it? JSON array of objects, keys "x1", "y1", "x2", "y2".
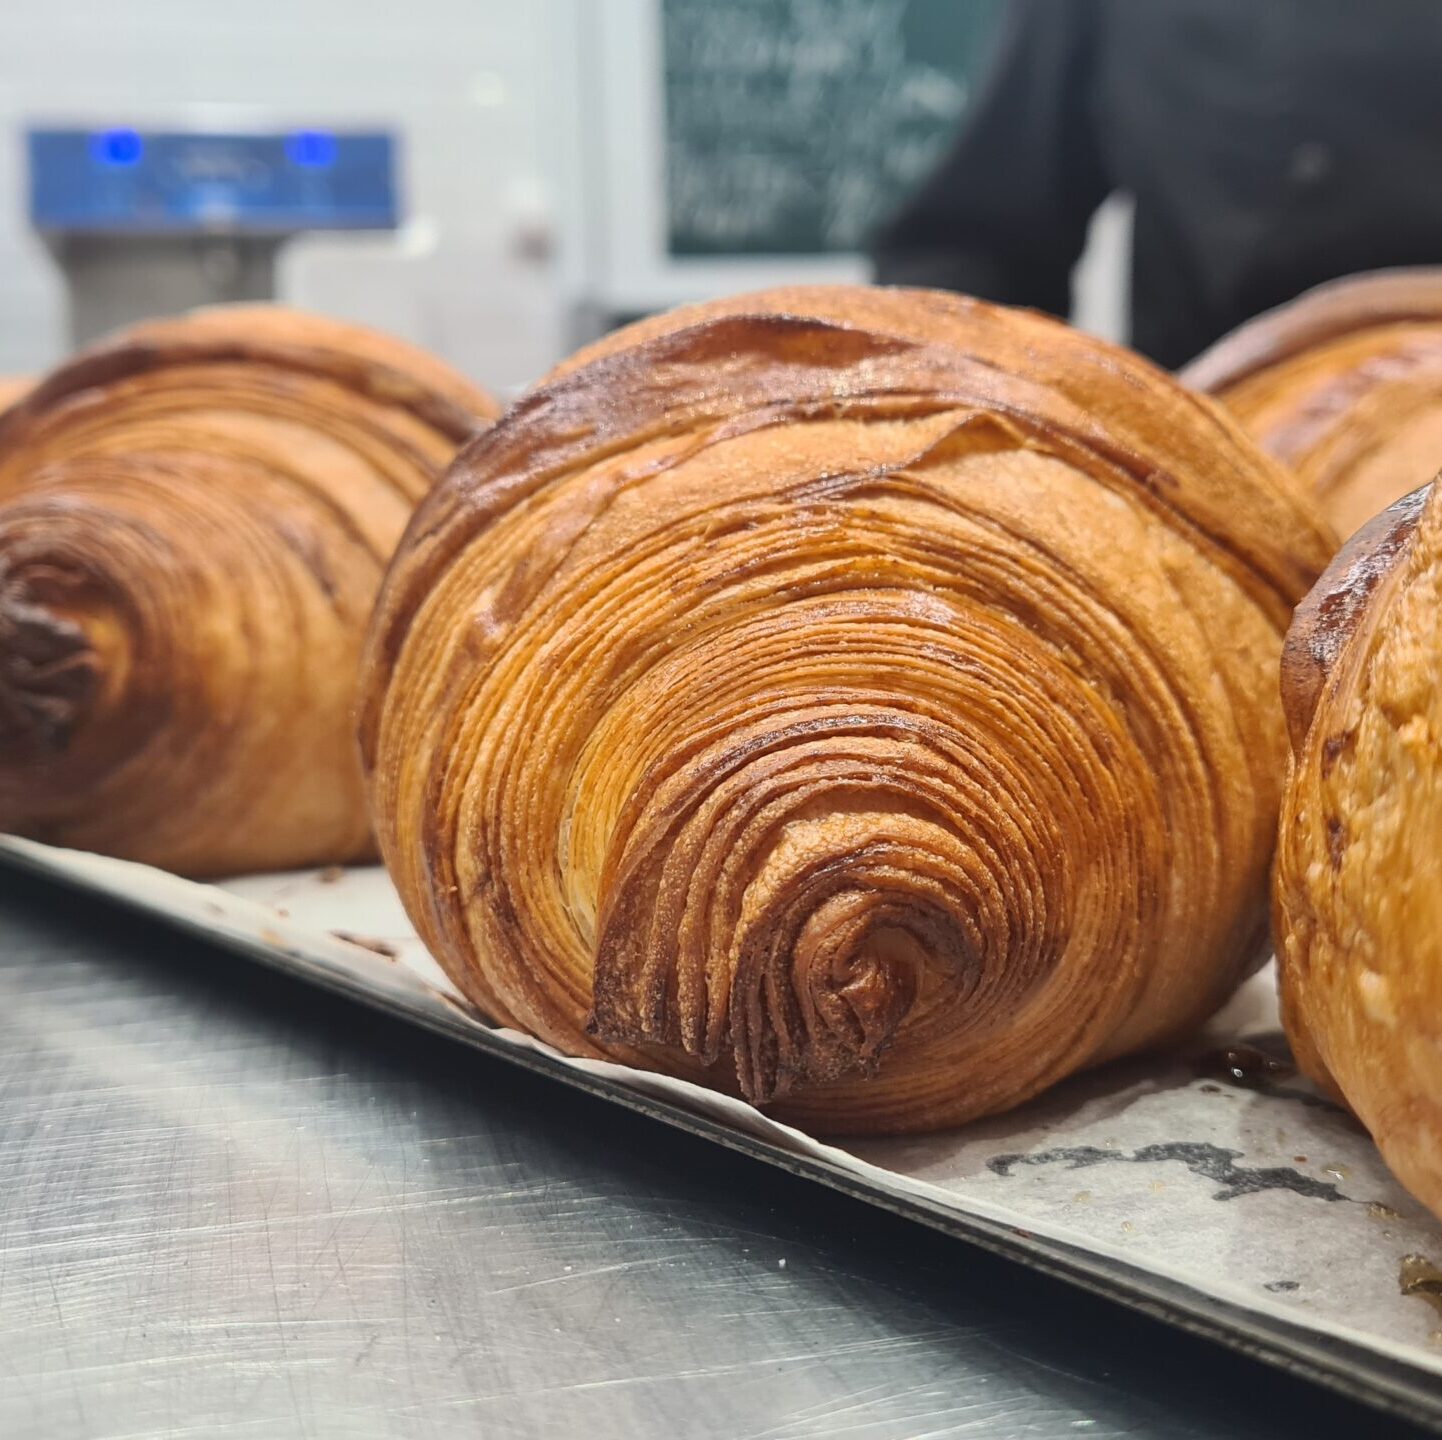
[
  {"x1": 362, "y1": 285, "x2": 1333, "y2": 1132},
  {"x1": 1185, "y1": 268, "x2": 1442, "y2": 539},
  {"x1": 1275, "y1": 480, "x2": 1442, "y2": 1220},
  {"x1": 0, "y1": 379, "x2": 29, "y2": 412},
  {"x1": 0, "y1": 306, "x2": 497, "y2": 876}
]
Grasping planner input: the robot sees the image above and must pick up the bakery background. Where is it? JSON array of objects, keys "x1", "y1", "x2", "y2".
[
  {"x1": 0, "y1": 0, "x2": 1131, "y2": 396},
  {"x1": 7, "y1": 3, "x2": 1442, "y2": 1437}
]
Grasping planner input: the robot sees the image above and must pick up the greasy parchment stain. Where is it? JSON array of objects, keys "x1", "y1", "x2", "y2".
[{"x1": 988, "y1": 1142, "x2": 1352, "y2": 1204}]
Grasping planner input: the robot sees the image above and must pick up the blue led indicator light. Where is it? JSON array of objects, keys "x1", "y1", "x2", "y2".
[
  {"x1": 90, "y1": 128, "x2": 144, "y2": 167},
  {"x1": 286, "y1": 130, "x2": 338, "y2": 168}
]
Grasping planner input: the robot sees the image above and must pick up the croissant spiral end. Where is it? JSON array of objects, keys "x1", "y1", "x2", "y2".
[
  {"x1": 588, "y1": 726, "x2": 984, "y2": 1103},
  {"x1": 0, "y1": 561, "x2": 100, "y2": 754}
]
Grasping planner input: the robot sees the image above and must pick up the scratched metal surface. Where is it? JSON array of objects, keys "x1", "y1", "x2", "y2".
[{"x1": 0, "y1": 871, "x2": 1430, "y2": 1440}]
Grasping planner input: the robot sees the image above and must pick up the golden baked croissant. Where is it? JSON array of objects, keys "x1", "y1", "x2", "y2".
[
  {"x1": 0, "y1": 305, "x2": 497, "y2": 876},
  {"x1": 1275, "y1": 479, "x2": 1442, "y2": 1218},
  {"x1": 1184, "y1": 268, "x2": 1442, "y2": 538},
  {"x1": 362, "y1": 285, "x2": 1334, "y2": 1133},
  {"x1": 0, "y1": 379, "x2": 29, "y2": 412}
]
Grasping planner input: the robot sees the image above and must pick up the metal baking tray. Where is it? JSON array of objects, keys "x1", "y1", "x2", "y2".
[{"x1": 5, "y1": 834, "x2": 1441, "y2": 1431}]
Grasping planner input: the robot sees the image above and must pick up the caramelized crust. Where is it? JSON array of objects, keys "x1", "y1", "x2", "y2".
[
  {"x1": 363, "y1": 285, "x2": 1333, "y2": 1132},
  {"x1": 0, "y1": 305, "x2": 497, "y2": 876},
  {"x1": 1275, "y1": 480, "x2": 1442, "y2": 1216}
]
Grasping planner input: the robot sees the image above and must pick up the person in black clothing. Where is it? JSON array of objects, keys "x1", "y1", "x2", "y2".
[{"x1": 871, "y1": 0, "x2": 1442, "y2": 369}]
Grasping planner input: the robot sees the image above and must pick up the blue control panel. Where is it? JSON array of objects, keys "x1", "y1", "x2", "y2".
[{"x1": 28, "y1": 129, "x2": 399, "y2": 233}]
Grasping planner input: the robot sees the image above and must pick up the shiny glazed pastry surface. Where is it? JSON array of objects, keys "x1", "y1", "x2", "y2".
[
  {"x1": 363, "y1": 285, "x2": 1334, "y2": 1132},
  {"x1": 0, "y1": 305, "x2": 497, "y2": 876},
  {"x1": 1275, "y1": 480, "x2": 1442, "y2": 1219},
  {"x1": 1185, "y1": 268, "x2": 1442, "y2": 538}
]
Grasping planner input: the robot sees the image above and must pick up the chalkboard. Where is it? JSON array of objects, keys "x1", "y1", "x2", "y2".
[{"x1": 662, "y1": 0, "x2": 1004, "y2": 257}]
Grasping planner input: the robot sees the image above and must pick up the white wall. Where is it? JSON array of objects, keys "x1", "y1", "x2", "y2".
[
  {"x1": 0, "y1": 0, "x2": 574, "y2": 393},
  {"x1": 1070, "y1": 192, "x2": 1133, "y2": 348}
]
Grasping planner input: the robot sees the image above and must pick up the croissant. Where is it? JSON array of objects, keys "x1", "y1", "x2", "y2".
[
  {"x1": 361, "y1": 285, "x2": 1334, "y2": 1133},
  {"x1": 1275, "y1": 479, "x2": 1442, "y2": 1219},
  {"x1": 0, "y1": 378, "x2": 29, "y2": 412},
  {"x1": 0, "y1": 305, "x2": 497, "y2": 876},
  {"x1": 1184, "y1": 268, "x2": 1442, "y2": 539}
]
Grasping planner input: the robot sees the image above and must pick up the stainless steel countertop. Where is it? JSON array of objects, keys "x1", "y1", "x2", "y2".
[{"x1": 0, "y1": 868, "x2": 1429, "y2": 1440}]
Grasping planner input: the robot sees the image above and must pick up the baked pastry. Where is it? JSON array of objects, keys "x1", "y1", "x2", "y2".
[
  {"x1": 1184, "y1": 268, "x2": 1442, "y2": 538},
  {"x1": 0, "y1": 306, "x2": 497, "y2": 876},
  {"x1": 0, "y1": 379, "x2": 29, "y2": 412},
  {"x1": 1275, "y1": 479, "x2": 1442, "y2": 1218},
  {"x1": 362, "y1": 285, "x2": 1333, "y2": 1132}
]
